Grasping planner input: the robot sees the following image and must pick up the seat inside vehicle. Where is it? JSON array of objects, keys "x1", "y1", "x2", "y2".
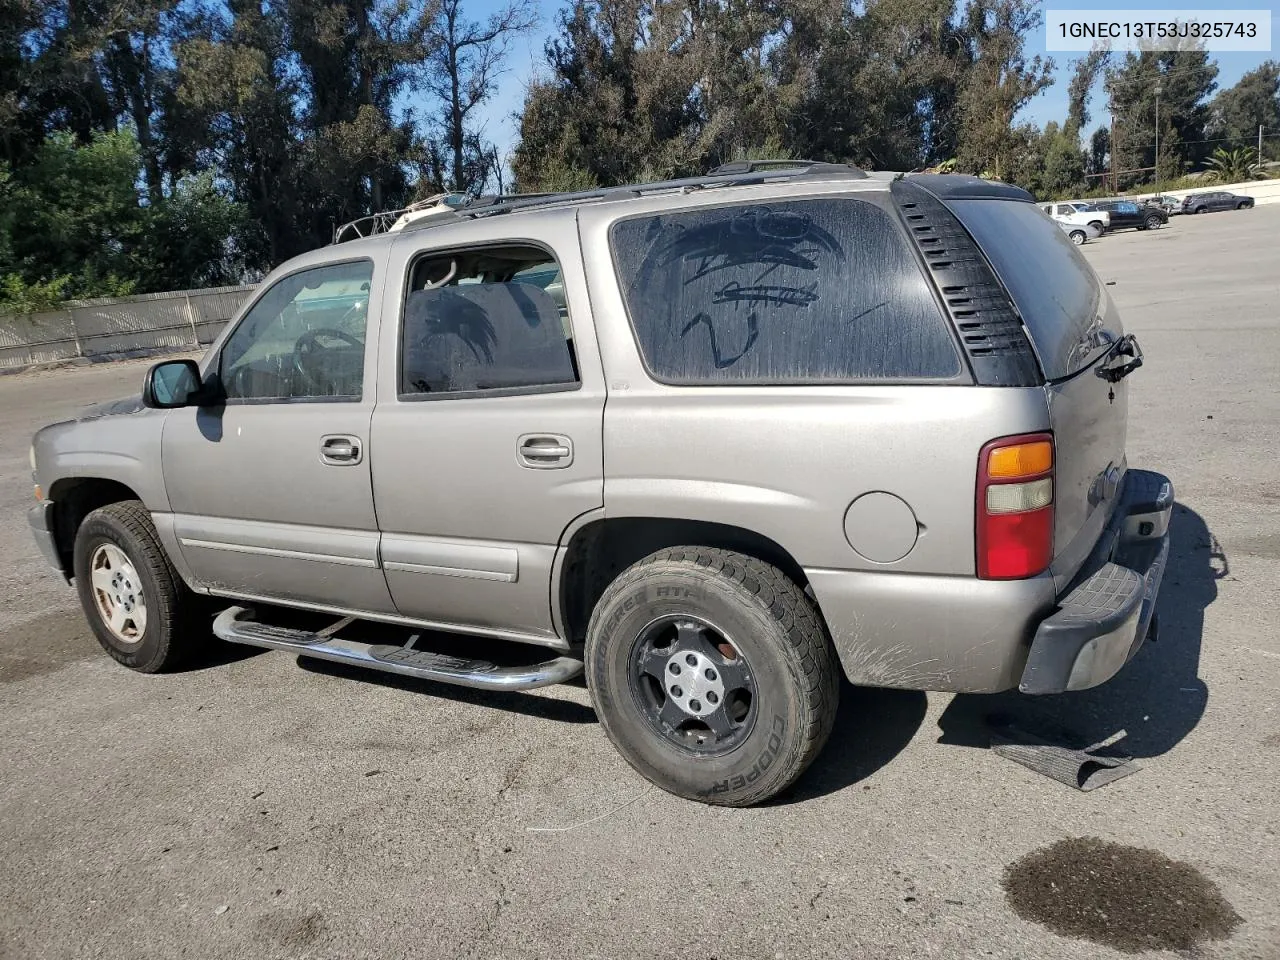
[{"x1": 401, "y1": 246, "x2": 579, "y2": 394}]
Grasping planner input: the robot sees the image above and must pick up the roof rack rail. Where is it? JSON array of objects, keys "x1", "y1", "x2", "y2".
[
  {"x1": 337, "y1": 162, "x2": 870, "y2": 243},
  {"x1": 396, "y1": 162, "x2": 869, "y2": 235},
  {"x1": 709, "y1": 159, "x2": 862, "y2": 175}
]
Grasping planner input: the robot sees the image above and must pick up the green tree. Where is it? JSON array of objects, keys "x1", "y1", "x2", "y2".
[
  {"x1": 794, "y1": 0, "x2": 971, "y2": 170},
  {"x1": 1106, "y1": 44, "x2": 1218, "y2": 186},
  {"x1": 174, "y1": 0, "x2": 307, "y2": 266},
  {"x1": 6, "y1": 130, "x2": 146, "y2": 299},
  {"x1": 136, "y1": 172, "x2": 247, "y2": 291},
  {"x1": 514, "y1": 0, "x2": 675, "y2": 190},
  {"x1": 953, "y1": 0, "x2": 1054, "y2": 179},
  {"x1": 284, "y1": 0, "x2": 424, "y2": 218},
  {"x1": 1065, "y1": 49, "x2": 1108, "y2": 139},
  {"x1": 1207, "y1": 61, "x2": 1280, "y2": 161}
]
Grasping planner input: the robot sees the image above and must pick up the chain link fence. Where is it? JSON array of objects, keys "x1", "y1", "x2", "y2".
[{"x1": 0, "y1": 284, "x2": 256, "y2": 372}]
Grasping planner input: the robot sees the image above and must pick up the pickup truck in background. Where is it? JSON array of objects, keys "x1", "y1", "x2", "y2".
[{"x1": 1041, "y1": 201, "x2": 1111, "y2": 234}]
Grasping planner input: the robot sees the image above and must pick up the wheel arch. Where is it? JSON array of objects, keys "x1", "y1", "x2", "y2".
[
  {"x1": 555, "y1": 516, "x2": 819, "y2": 647},
  {"x1": 47, "y1": 477, "x2": 145, "y2": 574}
]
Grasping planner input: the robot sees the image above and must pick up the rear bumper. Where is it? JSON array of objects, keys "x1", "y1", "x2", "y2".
[
  {"x1": 1018, "y1": 469, "x2": 1174, "y2": 694},
  {"x1": 28, "y1": 500, "x2": 65, "y2": 575}
]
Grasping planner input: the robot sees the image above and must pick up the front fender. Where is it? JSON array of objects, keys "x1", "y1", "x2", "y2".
[{"x1": 35, "y1": 407, "x2": 170, "y2": 512}]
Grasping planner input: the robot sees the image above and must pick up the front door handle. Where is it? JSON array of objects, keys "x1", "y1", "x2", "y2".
[
  {"x1": 518, "y1": 434, "x2": 573, "y2": 469},
  {"x1": 320, "y1": 435, "x2": 362, "y2": 465}
]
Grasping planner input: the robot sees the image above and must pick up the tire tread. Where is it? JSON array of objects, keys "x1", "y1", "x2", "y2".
[
  {"x1": 74, "y1": 499, "x2": 192, "y2": 673},
  {"x1": 590, "y1": 546, "x2": 839, "y2": 806}
]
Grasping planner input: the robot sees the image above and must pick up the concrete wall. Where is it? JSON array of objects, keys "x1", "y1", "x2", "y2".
[
  {"x1": 1130, "y1": 176, "x2": 1280, "y2": 207},
  {"x1": 0, "y1": 284, "x2": 255, "y2": 372}
]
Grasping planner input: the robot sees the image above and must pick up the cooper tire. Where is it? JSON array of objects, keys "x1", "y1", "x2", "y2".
[
  {"x1": 73, "y1": 500, "x2": 201, "y2": 673},
  {"x1": 586, "y1": 547, "x2": 839, "y2": 806}
]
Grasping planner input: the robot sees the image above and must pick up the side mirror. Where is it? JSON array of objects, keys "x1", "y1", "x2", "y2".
[{"x1": 142, "y1": 359, "x2": 203, "y2": 409}]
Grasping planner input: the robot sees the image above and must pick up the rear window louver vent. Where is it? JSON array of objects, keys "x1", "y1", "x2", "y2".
[{"x1": 890, "y1": 181, "x2": 1042, "y2": 386}]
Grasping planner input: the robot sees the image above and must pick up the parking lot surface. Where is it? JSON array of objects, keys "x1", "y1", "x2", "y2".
[{"x1": 1, "y1": 208, "x2": 1278, "y2": 960}]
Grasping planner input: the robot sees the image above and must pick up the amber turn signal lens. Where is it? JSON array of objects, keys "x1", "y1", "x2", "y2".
[
  {"x1": 987, "y1": 440, "x2": 1053, "y2": 479},
  {"x1": 33, "y1": 485, "x2": 43, "y2": 501}
]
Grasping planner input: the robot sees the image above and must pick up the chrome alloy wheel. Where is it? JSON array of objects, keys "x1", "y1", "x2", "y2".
[{"x1": 90, "y1": 543, "x2": 147, "y2": 643}]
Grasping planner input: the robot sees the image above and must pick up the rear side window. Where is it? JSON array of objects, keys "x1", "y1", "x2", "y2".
[
  {"x1": 609, "y1": 198, "x2": 962, "y2": 384},
  {"x1": 949, "y1": 199, "x2": 1108, "y2": 379},
  {"x1": 400, "y1": 245, "x2": 578, "y2": 396}
]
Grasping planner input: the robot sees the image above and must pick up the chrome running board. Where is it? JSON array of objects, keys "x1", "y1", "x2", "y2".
[{"x1": 213, "y1": 606, "x2": 583, "y2": 691}]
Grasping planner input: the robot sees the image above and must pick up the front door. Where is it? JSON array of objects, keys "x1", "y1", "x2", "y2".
[
  {"x1": 162, "y1": 257, "x2": 396, "y2": 615},
  {"x1": 369, "y1": 213, "x2": 605, "y2": 642}
]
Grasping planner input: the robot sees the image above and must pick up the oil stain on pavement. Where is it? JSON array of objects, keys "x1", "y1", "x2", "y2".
[{"x1": 1003, "y1": 837, "x2": 1241, "y2": 953}]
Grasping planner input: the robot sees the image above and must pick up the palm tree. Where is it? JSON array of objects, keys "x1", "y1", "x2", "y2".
[{"x1": 1203, "y1": 147, "x2": 1262, "y2": 184}]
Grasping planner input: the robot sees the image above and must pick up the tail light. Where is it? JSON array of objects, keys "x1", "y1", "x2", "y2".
[{"x1": 977, "y1": 433, "x2": 1054, "y2": 579}]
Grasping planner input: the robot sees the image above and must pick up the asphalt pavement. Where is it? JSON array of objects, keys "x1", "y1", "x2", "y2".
[{"x1": 1, "y1": 207, "x2": 1277, "y2": 960}]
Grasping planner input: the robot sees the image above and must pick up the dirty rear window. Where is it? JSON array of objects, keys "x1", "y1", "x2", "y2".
[
  {"x1": 950, "y1": 199, "x2": 1110, "y2": 379},
  {"x1": 609, "y1": 198, "x2": 962, "y2": 384}
]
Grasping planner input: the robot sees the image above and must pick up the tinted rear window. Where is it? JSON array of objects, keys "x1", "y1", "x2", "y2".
[
  {"x1": 949, "y1": 199, "x2": 1107, "y2": 379},
  {"x1": 609, "y1": 198, "x2": 962, "y2": 384}
]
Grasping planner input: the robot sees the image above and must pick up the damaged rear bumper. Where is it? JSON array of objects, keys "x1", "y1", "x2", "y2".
[{"x1": 1018, "y1": 468, "x2": 1173, "y2": 694}]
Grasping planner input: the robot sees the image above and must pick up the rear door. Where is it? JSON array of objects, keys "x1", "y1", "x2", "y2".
[
  {"x1": 951, "y1": 199, "x2": 1129, "y2": 591},
  {"x1": 369, "y1": 210, "x2": 605, "y2": 642}
]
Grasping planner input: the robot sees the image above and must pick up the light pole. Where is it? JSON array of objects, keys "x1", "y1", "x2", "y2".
[{"x1": 1154, "y1": 83, "x2": 1162, "y2": 189}]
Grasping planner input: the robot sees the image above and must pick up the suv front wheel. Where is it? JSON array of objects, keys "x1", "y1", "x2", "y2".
[
  {"x1": 586, "y1": 547, "x2": 839, "y2": 806},
  {"x1": 73, "y1": 500, "x2": 203, "y2": 672}
]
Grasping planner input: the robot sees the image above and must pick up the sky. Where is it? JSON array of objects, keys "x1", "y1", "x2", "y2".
[{"x1": 448, "y1": 0, "x2": 1280, "y2": 167}]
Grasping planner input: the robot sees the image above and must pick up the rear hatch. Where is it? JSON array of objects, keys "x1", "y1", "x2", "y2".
[{"x1": 950, "y1": 199, "x2": 1130, "y2": 591}]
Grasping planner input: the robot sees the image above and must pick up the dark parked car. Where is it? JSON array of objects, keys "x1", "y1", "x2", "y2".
[
  {"x1": 1182, "y1": 191, "x2": 1255, "y2": 214},
  {"x1": 1094, "y1": 199, "x2": 1169, "y2": 231}
]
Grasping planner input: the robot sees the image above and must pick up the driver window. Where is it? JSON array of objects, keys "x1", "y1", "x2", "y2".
[{"x1": 219, "y1": 260, "x2": 374, "y2": 401}]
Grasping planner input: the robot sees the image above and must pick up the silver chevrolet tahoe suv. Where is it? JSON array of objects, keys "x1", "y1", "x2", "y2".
[{"x1": 28, "y1": 163, "x2": 1172, "y2": 806}]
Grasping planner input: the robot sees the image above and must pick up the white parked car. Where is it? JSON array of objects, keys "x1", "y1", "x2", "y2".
[
  {"x1": 1041, "y1": 202, "x2": 1110, "y2": 234},
  {"x1": 1056, "y1": 219, "x2": 1103, "y2": 245}
]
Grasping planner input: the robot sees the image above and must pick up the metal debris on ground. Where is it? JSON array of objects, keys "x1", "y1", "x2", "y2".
[{"x1": 989, "y1": 725, "x2": 1140, "y2": 791}]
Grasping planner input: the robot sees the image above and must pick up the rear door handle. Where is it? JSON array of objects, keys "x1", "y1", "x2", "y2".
[
  {"x1": 518, "y1": 434, "x2": 573, "y2": 469},
  {"x1": 320, "y1": 435, "x2": 362, "y2": 465}
]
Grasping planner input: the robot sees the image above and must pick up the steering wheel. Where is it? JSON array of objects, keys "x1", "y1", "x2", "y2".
[{"x1": 292, "y1": 327, "x2": 363, "y2": 388}]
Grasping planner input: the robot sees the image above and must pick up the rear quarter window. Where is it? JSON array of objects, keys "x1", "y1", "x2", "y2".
[
  {"x1": 608, "y1": 198, "x2": 963, "y2": 384},
  {"x1": 949, "y1": 199, "x2": 1109, "y2": 380}
]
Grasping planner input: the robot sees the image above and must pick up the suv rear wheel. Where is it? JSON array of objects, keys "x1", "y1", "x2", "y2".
[
  {"x1": 1068, "y1": 229, "x2": 1086, "y2": 245},
  {"x1": 1143, "y1": 214, "x2": 1162, "y2": 230},
  {"x1": 73, "y1": 500, "x2": 203, "y2": 672},
  {"x1": 585, "y1": 547, "x2": 839, "y2": 806}
]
